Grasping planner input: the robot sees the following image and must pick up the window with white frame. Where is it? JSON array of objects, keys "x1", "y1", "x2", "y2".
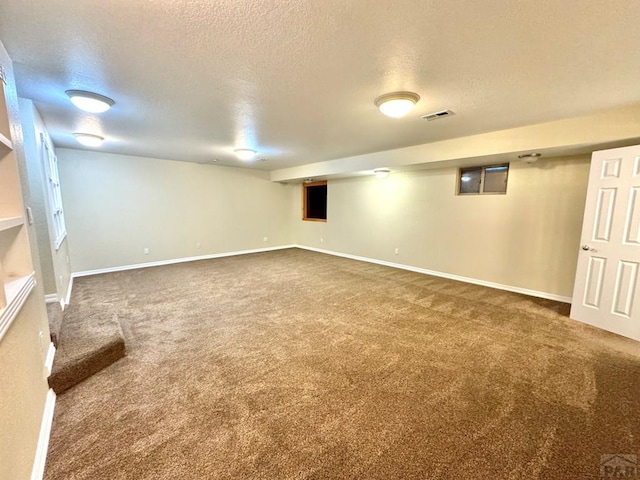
[{"x1": 41, "y1": 134, "x2": 67, "y2": 249}]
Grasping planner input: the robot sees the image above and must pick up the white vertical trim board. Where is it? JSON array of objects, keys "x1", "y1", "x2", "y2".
[
  {"x1": 63, "y1": 275, "x2": 73, "y2": 309},
  {"x1": 30, "y1": 389, "x2": 56, "y2": 480},
  {"x1": 72, "y1": 245, "x2": 297, "y2": 278},
  {"x1": 295, "y1": 245, "x2": 572, "y2": 303},
  {"x1": 44, "y1": 342, "x2": 56, "y2": 378}
]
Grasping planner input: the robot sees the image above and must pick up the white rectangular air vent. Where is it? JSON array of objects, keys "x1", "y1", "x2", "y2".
[{"x1": 421, "y1": 109, "x2": 455, "y2": 121}]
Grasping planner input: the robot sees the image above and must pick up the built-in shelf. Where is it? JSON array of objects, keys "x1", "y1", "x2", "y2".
[
  {"x1": 0, "y1": 131, "x2": 11, "y2": 148},
  {"x1": 0, "y1": 132, "x2": 11, "y2": 158},
  {"x1": 0, "y1": 43, "x2": 39, "y2": 349},
  {"x1": 0, "y1": 216, "x2": 24, "y2": 232},
  {"x1": 0, "y1": 41, "x2": 50, "y2": 479},
  {"x1": 0, "y1": 272, "x2": 36, "y2": 342}
]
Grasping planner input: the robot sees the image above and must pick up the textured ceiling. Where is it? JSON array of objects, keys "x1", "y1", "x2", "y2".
[{"x1": 0, "y1": 1, "x2": 639, "y2": 170}]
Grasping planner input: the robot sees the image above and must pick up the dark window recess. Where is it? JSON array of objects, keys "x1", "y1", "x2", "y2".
[
  {"x1": 459, "y1": 167, "x2": 482, "y2": 194},
  {"x1": 303, "y1": 181, "x2": 327, "y2": 221},
  {"x1": 458, "y1": 164, "x2": 509, "y2": 195}
]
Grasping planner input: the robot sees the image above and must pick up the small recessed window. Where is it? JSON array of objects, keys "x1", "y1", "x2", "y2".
[
  {"x1": 458, "y1": 164, "x2": 509, "y2": 195},
  {"x1": 303, "y1": 181, "x2": 327, "y2": 221}
]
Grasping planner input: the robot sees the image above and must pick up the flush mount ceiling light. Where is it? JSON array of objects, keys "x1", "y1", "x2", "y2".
[
  {"x1": 73, "y1": 133, "x2": 104, "y2": 147},
  {"x1": 66, "y1": 90, "x2": 115, "y2": 113},
  {"x1": 374, "y1": 91, "x2": 420, "y2": 118},
  {"x1": 374, "y1": 168, "x2": 391, "y2": 178},
  {"x1": 518, "y1": 153, "x2": 542, "y2": 164},
  {"x1": 234, "y1": 149, "x2": 257, "y2": 161}
]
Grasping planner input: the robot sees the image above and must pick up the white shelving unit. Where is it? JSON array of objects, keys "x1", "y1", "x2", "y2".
[
  {"x1": 0, "y1": 131, "x2": 11, "y2": 153},
  {"x1": 0, "y1": 41, "x2": 36, "y2": 340},
  {"x1": 0, "y1": 216, "x2": 24, "y2": 232}
]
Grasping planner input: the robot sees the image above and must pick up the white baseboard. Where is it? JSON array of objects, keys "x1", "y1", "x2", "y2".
[
  {"x1": 30, "y1": 389, "x2": 56, "y2": 480},
  {"x1": 44, "y1": 294, "x2": 57, "y2": 304},
  {"x1": 295, "y1": 245, "x2": 572, "y2": 304},
  {"x1": 72, "y1": 245, "x2": 297, "y2": 278},
  {"x1": 63, "y1": 276, "x2": 73, "y2": 309},
  {"x1": 44, "y1": 279, "x2": 73, "y2": 309},
  {"x1": 69, "y1": 243, "x2": 570, "y2": 304}
]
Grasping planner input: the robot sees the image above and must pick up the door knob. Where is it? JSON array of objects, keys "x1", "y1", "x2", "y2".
[{"x1": 581, "y1": 244, "x2": 594, "y2": 251}]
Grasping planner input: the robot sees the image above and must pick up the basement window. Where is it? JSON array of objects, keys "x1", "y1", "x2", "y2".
[
  {"x1": 303, "y1": 181, "x2": 327, "y2": 221},
  {"x1": 458, "y1": 164, "x2": 509, "y2": 195}
]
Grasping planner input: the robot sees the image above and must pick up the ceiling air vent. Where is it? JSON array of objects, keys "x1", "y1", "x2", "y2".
[{"x1": 421, "y1": 109, "x2": 455, "y2": 121}]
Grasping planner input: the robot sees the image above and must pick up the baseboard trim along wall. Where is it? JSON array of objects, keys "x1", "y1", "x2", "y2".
[
  {"x1": 72, "y1": 245, "x2": 298, "y2": 278},
  {"x1": 296, "y1": 245, "x2": 573, "y2": 304},
  {"x1": 44, "y1": 294, "x2": 57, "y2": 304},
  {"x1": 30, "y1": 389, "x2": 56, "y2": 480},
  {"x1": 69, "y1": 244, "x2": 570, "y2": 304}
]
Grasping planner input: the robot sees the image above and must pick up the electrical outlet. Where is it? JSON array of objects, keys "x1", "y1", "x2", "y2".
[
  {"x1": 144, "y1": 248, "x2": 149, "y2": 255},
  {"x1": 66, "y1": 256, "x2": 70, "y2": 264},
  {"x1": 196, "y1": 242, "x2": 201, "y2": 249},
  {"x1": 394, "y1": 248, "x2": 399, "y2": 255},
  {"x1": 320, "y1": 237, "x2": 324, "y2": 243},
  {"x1": 263, "y1": 237, "x2": 268, "y2": 242}
]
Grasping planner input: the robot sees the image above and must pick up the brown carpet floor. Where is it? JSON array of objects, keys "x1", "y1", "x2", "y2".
[{"x1": 44, "y1": 248, "x2": 640, "y2": 479}]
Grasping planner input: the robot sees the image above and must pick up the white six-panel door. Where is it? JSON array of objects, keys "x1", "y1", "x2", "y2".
[{"x1": 570, "y1": 145, "x2": 640, "y2": 341}]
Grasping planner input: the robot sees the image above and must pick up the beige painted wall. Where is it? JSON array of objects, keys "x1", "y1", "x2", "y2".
[
  {"x1": 19, "y1": 99, "x2": 71, "y2": 299},
  {"x1": 58, "y1": 149, "x2": 588, "y2": 298},
  {"x1": 0, "y1": 294, "x2": 50, "y2": 480},
  {"x1": 293, "y1": 156, "x2": 590, "y2": 299},
  {"x1": 56, "y1": 149, "x2": 295, "y2": 273}
]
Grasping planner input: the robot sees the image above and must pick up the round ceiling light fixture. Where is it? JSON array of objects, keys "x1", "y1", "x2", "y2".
[
  {"x1": 374, "y1": 91, "x2": 420, "y2": 118},
  {"x1": 374, "y1": 168, "x2": 391, "y2": 178},
  {"x1": 518, "y1": 152, "x2": 542, "y2": 164},
  {"x1": 73, "y1": 133, "x2": 105, "y2": 147},
  {"x1": 234, "y1": 149, "x2": 257, "y2": 161},
  {"x1": 66, "y1": 90, "x2": 115, "y2": 113}
]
